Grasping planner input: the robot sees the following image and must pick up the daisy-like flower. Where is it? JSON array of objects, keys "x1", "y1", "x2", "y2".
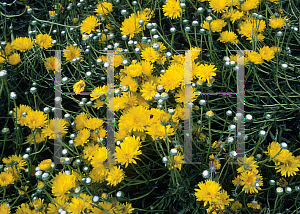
[
  {"x1": 0, "y1": 172, "x2": 14, "y2": 187},
  {"x1": 195, "y1": 180, "x2": 221, "y2": 206},
  {"x1": 15, "y1": 203, "x2": 32, "y2": 214},
  {"x1": 264, "y1": 141, "x2": 282, "y2": 161},
  {"x1": 147, "y1": 123, "x2": 175, "y2": 141},
  {"x1": 275, "y1": 151, "x2": 300, "y2": 177},
  {"x1": 260, "y1": 46, "x2": 275, "y2": 62},
  {"x1": 80, "y1": 16, "x2": 101, "y2": 34},
  {"x1": 239, "y1": 171, "x2": 263, "y2": 194},
  {"x1": 74, "y1": 112, "x2": 89, "y2": 131},
  {"x1": 0, "y1": 41, "x2": 13, "y2": 56},
  {"x1": 11, "y1": 37, "x2": 34, "y2": 52},
  {"x1": 63, "y1": 45, "x2": 83, "y2": 63},
  {"x1": 247, "y1": 201, "x2": 260, "y2": 209},
  {"x1": 52, "y1": 171, "x2": 77, "y2": 200},
  {"x1": 35, "y1": 34, "x2": 53, "y2": 49},
  {"x1": 241, "y1": 0, "x2": 260, "y2": 12},
  {"x1": 175, "y1": 85, "x2": 197, "y2": 103},
  {"x1": 42, "y1": 118, "x2": 68, "y2": 139},
  {"x1": 218, "y1": 31, "x2": 238, "y2": 44},
  {"x1": 229, "y1": 9, "x2": 244, "y2": 23},
  {"x1": 67, "y1": 193, "x2": 93, "y2": 214},
  {"x1": 44, "y1": 56, "x2": 54, "y2": 72},
  {"x1": 195, "y1": 63, "x2": 217, "y2": 82},
  {"x1": 8, "y1": 53, "x2": 21, "y2": 65},
  {"x1": 89, "y1": 165, "x2": 109, "y2": 183},
  {"x1": 90, "y1": 85, "x2": 107, "y2": 101},
  {"x1": 237, "y1": 156, "x2": 259, "y2": 174},
  {"x1": 124, "y1": 63, "x2": 143, "y2": 77},
  {"x1": 159, "y1": 63, "x2": 184, "y2": 92},
  {"x1": 210, "y1": 0, "x2": 229, "y2": 13},
  {"x1": 118, "y1": 106, "x2": 150, "y2": 133},
  {"x1": 141, "y1": 47, "x2": 159, "y2": 63},
  {"x1": 13, "y1": 104, "x2": 32, "y2": 126},
  {"x1": 90, "y1": 147, "x2": 108, "y2": 166},
  {"x1": 24, "y1": 110, "x2": 47, "y2": 130},
  {"x1": 74, "y1": 128, "x2": 90, "y2": 147},
  {"x1": 115, "y1": 136, "x2": 142, "y2": 167},
  {"x1": 106, "y1": 166, "x2": 125, "y2": 186},
  {"x1": 215, "y1": 190, "x2": 234, "y2": 210},
  {"x1": 202, "y1": 19, "x2": 227, "y2": 32},
  {"x1": 95, "y1": 1, "x2": 113, "y2": 16},
  {"x1": 162, "y1": 0, "x2": 182, "y2": 19},
  {"x1": 140, "y1": 81, "x2": 157, "y2": 101},
  {"x1": 269, "y1": 16, "x2": 286, "y2": 29},
  {"x1": 231, "y1": 201, "x2": 242, "y2": 212},
  {"x1": 73, "y1": 80, "x2": 86, "y2": 94},
  {"x1": 32, "y1": 198, "x2": 44, "y2": 212},
  {"x1": 246, "y1": 51, "x2": 263, "y2": 64},
  {"x1": 165, "y1": 152, "x2": 185, "y2": 170},
  {"x1": 0, "y1": 203, "x2": 10, "y2": 214},
  {"x1": 38, "y1": 159, "x2": 52, "y2": 171}
]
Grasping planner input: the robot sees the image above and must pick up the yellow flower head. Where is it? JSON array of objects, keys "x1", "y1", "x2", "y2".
[
  {"x1": 247, "y1": 201, "x2": 260, "y2": 209},
  {"x1": 106, "y1": 166, "x2": 125, "y2": 186},
  {"x1": 80, "y1": 16, "x2": 101, "y2": 34},
  {"x1": 0, "y1": 203, "x2": 10, "y2": 214},
  {"x1": 35, "y1": 34, "x2": 53, "y2": 49},
  {"x1": 195, "y1": 180, "x2": 221, "y2": 206},
  {"x1": 13, "y1": 104, "x2": 32, "y2": 126},
  {"x1": 90, "y1": 85, "x2": 107, "y2": 101},
  {"x1": 42, "y1": 118, "x2": 68, "y2": 139},
  {"x1": 52, "y1": 171, "x2": 77, "y2": 199},
  {"x1": 8, "y1": 53, "x2": 21, "y2": 65},
  {"x1": 202, "y1": 19, "x2": 227, "y2": 33},
  {"x1": 24, "y1": 110, "x2": 47, "y2": 130},
  {"x1": 67, "y1": 193, "x2": 93, "y2": 214},
  {"x1": 159, "y1": 63, "x2": 184, "y2": 92},
  {"x1": 63, "y1": 45, "x2": 83, "y2": 63},
  {"x1": 231, "y1": 201, "x2": 242, "y2": 211},
  {"x1": 11, "y1": 37, "x2": 34, "y2": 52},
  {"x1": 210, "y1": 0, "x2": 229, "y2": 13},
  {"x1": 141, "y1": 47, "x2": 159, "y2": 63},
  {"x1": 195, "y1": 63, "x2": 217, "y2": 82},
  {"x1": 74, "y1": 128, "x2": 90, "y2": 147},
  {"x1": 95, "y1": 1, "x2": 113, "y2": 16},
  {"x1": 260, "y1": 46, "x2": 275, "y2": 62},
  {"x1": 73, "y1": 80, "x2": 86, "y2": 94},
  {"x1": 246, "y1": 51, "x2": 263, "y2": 64},
  {"x1": 218, "y1": 31, "x2": 238, "y2": 44},
  {"x1": 44, "y1": 56, "x2": 61, "y2": 73},
  {"x1": 275, "y1": 150, "x2": 300, "y2": 177},
  {"x1": 162, "y1": 0, "x2": 182, "y2": 19},
  {"x1": 269, "y1": 16, "x2": 286, "y2": 29},
  {"x1": 0, "y1": 172, "x2": 14, "y2": 187},
  {"x1": 38, "y1": 159, "x2": 52, "y2": 171},
  {"x1": 16, "y1": 203, "x2": 32, "y2": 214}
]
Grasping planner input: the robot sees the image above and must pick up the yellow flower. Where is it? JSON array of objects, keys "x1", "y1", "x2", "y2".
[
  {"x1": 15, "y1": 203, "x2": 32, "y2": 214},
  {"x1": 11, "y1": 37, "x2": 34, "y2": 52},
  {"x1": 74, "y1": 112, "x2": 89, "y2": 131},
  {"x1": 246, "y1": 51, "x2": 263, "y2": 64},
  {"x1": 237, "y1": 156, "x2": 259, "y2": 174},
  {"x1": 42, "y1": 118, "x2": 68, "y2": 139},
  {"x1": 124, "y1": 63, "x2": 143, "y2": 77},
  {"x1": 73, "y1": 80, "x2": 86, "y2": 94},
  {"x1": 95, "y1": 1, "x2": 113, "y2": 16},
  {"x1": 166, "y1": 152, "x2": 185, "y2": 170},
  {"x1": 80, "y1": 16, "x2": 101, "y2": 34},
  {"x1": 162, "y1": 0, "x2": 182, "y2": 19},
  {"x1": 229, "y1": 9, "x2": 244, "y2": 23},
  {"x1": 0, "y1": 203, "x2": 10, "y2": 214},
  {"x1": 247, "y1": 201, "x2": 260, "y2": 209},
  {"x1": 90, "y1": 147, "x2": 108, "y2": 166},
  {"x1": 52, "y1": 171, "x2": 77, "y2": 199},
  {"x1": 106, "y1": 166, "x2": 125, "y2": 186},
  {"x1": 38, "y1": 159, "x2": 52, "y2": 171},
  {"x1": 0, "y1": 172, "x2": 14, "y2": 187},
  {"x1": 269, "y1": 16, "x2": 286, "y2": 29},
  {"x1": 218, "y1": 31, "x2": 238, "y2": 44},
  {"x1": 159, "y1": 63, "x2": 184, "y2": 92},
  {"x1": 275, "y1": 151, "x2": 300, "y2": 177},
  {"x1": 27, "y1": 131, "x2": 46, "y2": 145},
  {"x1": 140, "y1": 81, "x2": 157, "y2": 101},
  {"x1": 1, "y1": 42, "x2": 13, "y2": 55},
  {"x1": 141, "y1": 47, "x2": 159, "y2": 63},
  {"x1": 241, "y1": 0, "x2": 260, "y2": 12},
  {"x1": 195, "y1": 180, "x2": 221, "y2": 206},
  {"x1": 215, "y1": 190, "x2": 234, "y2": 210},
  {"x1": 63, "y1": 45, "x2": 83, "y2": 63},
  {"x1": 175, "y1": 85, "x2": 197, "y2": 103},
  {"x1": 90, "y1": 85, "x2": 107, "y2": 101},
  {"x1": 24, "y1": 110, "x2": 47, "y2": 130},
  {"x1": 239, "y1": 171, "x2": 263, "y2": 194},
  {"x1": 195, "y1": 63, "x2": 217, "y2": 82},
  {"x1": 231, "y1": 201, "x2": 242, "y2": 212},
  {"x1": 210, "y1": 0, "x2": 229, "y2": 13},
  {"x1": 32, "y1": 198, "x2": 44, "y2": 212},
  {"x1": 2, "y1": 154, "x2": 27, "y2": 171},
  {"x1": 8, "y1": 53, "x2": 21, "y2": 65},
  {"x1": 260, "y1": 46, "x2": 275, "y2": 62},
  {"x1": 74, "y1": 128, "x2": 90, "y2": 147},
  {"x1": 35, "y1": 34, "x2": 53, "y2": 49},
  {"x1": 13, "y1": 104, "x2": 32, "y2": 126},
  {"x1": 67, "y1": 193, "x2": 93, "y2": 214},
  {"x1": 115, "y1": 136, "x2": 142, "y2": 167},
  {"x1": 146, "y1": 123, "x2": 175, "y2": 141},
  {"x1": 202, "y1": 19, "x2": 226, "y2": 32}
]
